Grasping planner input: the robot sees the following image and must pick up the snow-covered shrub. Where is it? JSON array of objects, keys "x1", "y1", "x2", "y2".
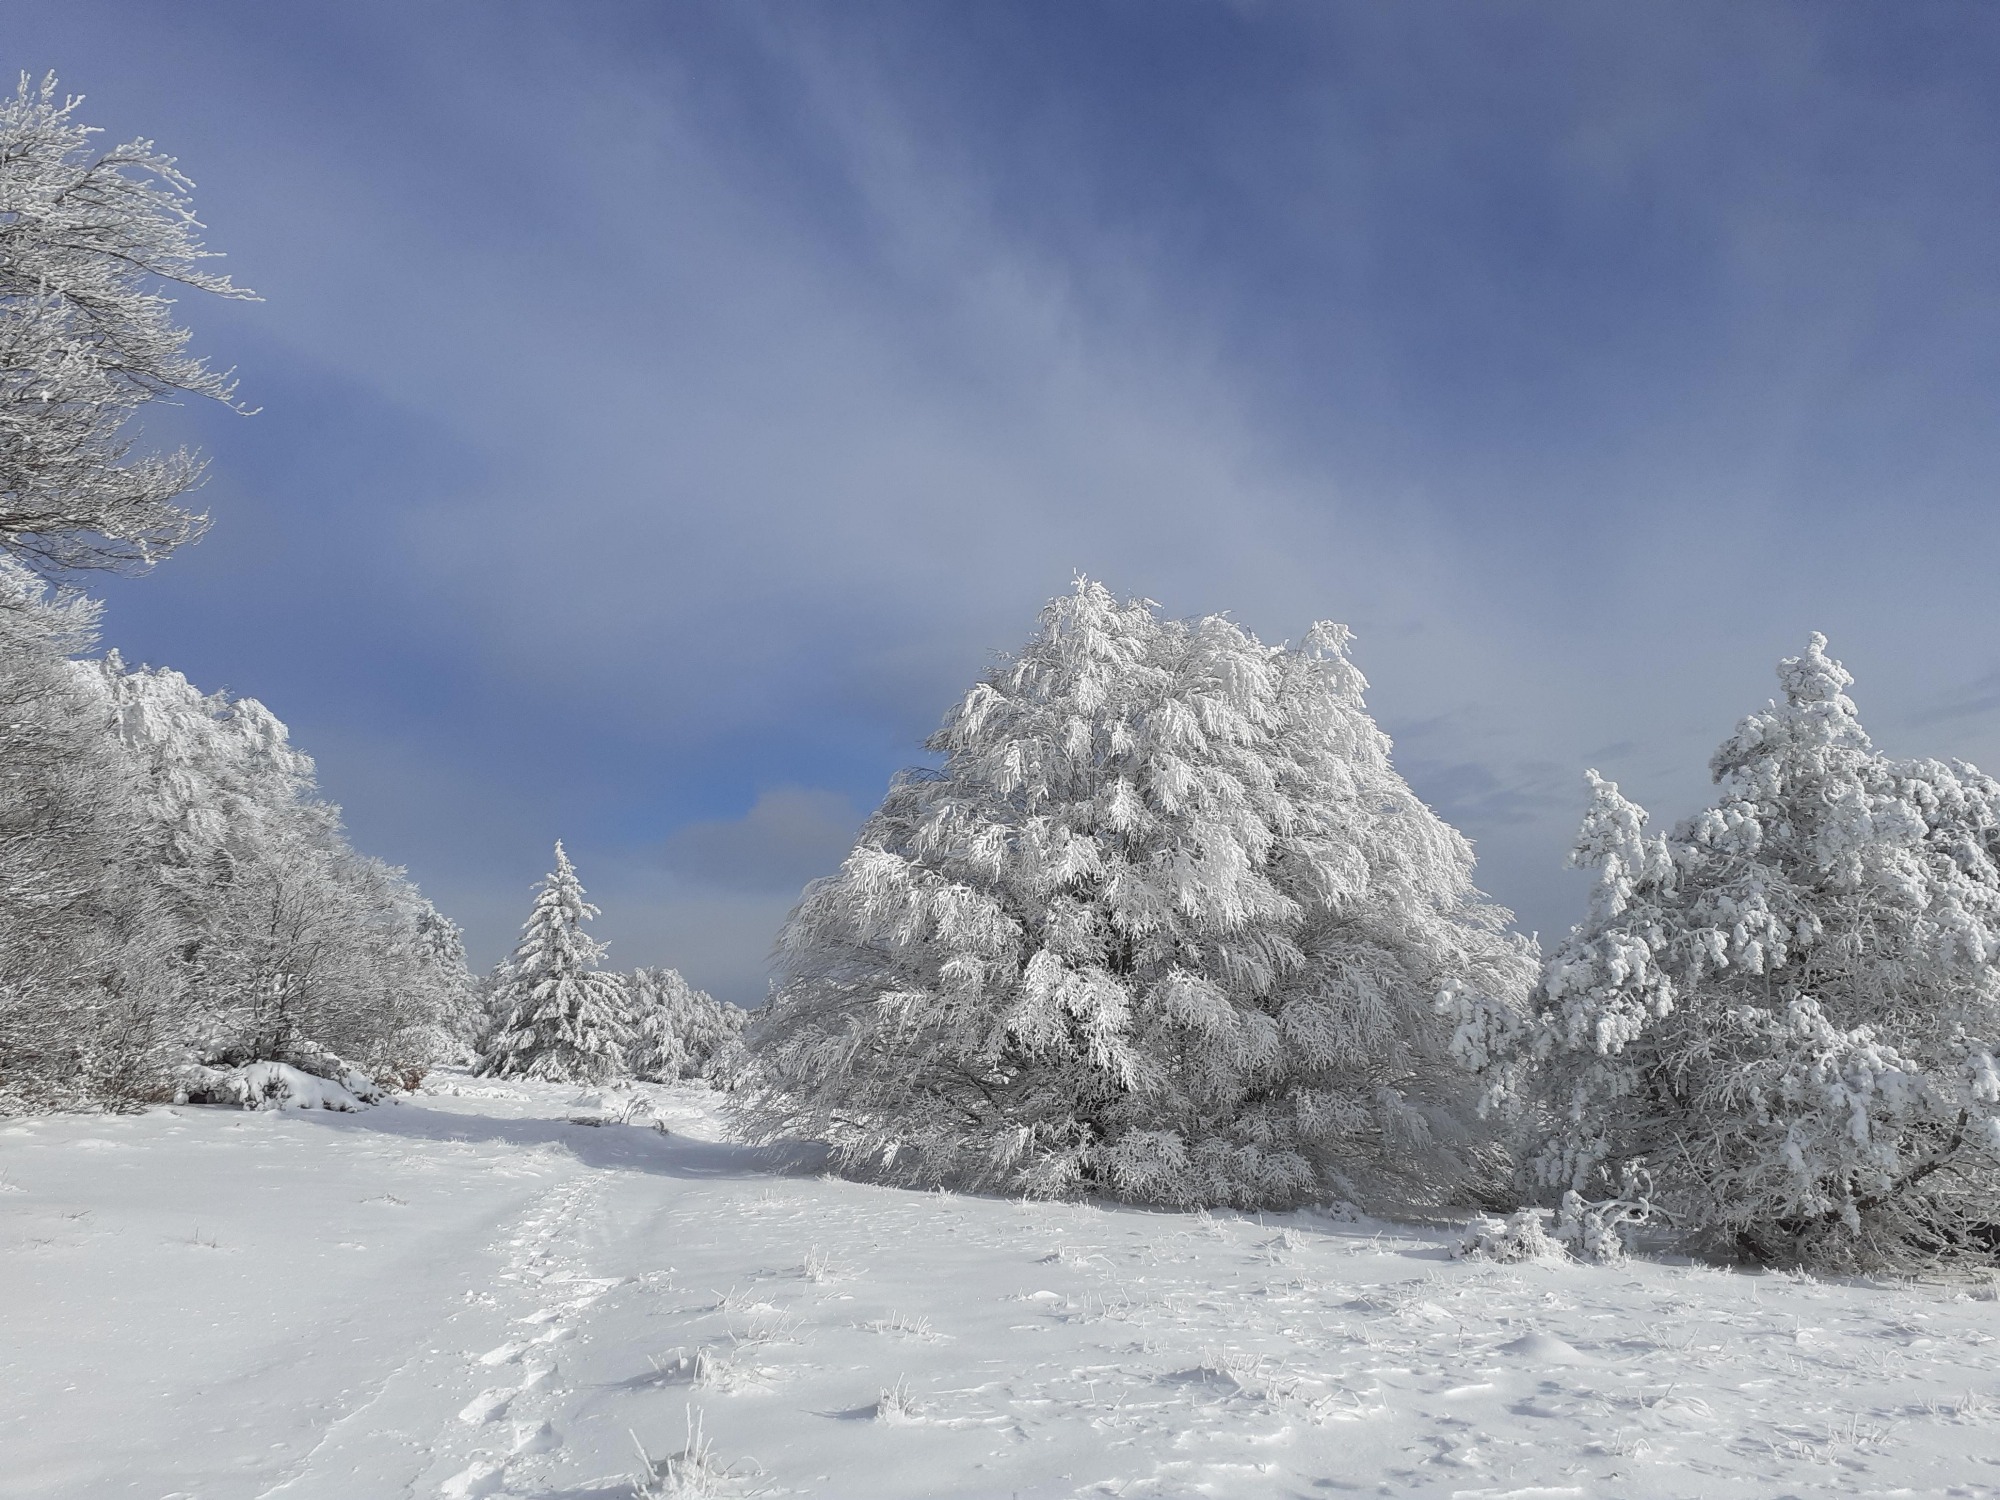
[
  {"x1": 741, "y1": 579, "x2": 1538, "y2": 1209},
  {"x1": 482, "y1": 844, "x2": 630, "y2": 1084},
  {"x1": 630, "y1": 1408, "x2": 744, "y2": 1499},
  {"x1": 1456, "y1": 1207, "x2": 1564, "y2": 1263},
  {"x1": 1502, "y1": 636, "x2": 2000, "y2": 1269},
  {"x1": 626, "y1": 967, "x2": 748, "y2": 1084},
  {"x1": 1550, "y1": 1162, "x2": 1656, "y2": 1264}
]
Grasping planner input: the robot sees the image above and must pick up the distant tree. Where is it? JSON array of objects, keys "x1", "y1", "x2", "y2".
[
  {"x1": 483, "y1": 844, "x2": 630, "y2": 1084},
  {"x1": 741, "y1": 579, "x2": 1537, "y2": 1209},
  {"x1": 625, "y1": 966, "x2": 747, "y2": 1084},
  {"x1": 0, "y1": 73, "x2": 252, "y2": 574},
  {"x1": 403, "y1": 904, "x2": 479, "y2": 1070},
  {"x1": 1505, "y1": 636, "x2": 2000, "y2": 1268}
]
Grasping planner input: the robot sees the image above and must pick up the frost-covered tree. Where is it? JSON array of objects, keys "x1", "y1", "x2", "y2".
[
  {"x1": 742, "y1": 579, "x2": 1537, "y2": 1208},
  {"x1": 483, "y1": 844, "x2": 630, "y2": 1083},
  {"x1": 0, "y1": 561, "x2": 173, "y2": 1110},
  {"x1": 403, "y1": 904, "x2": 479, "y2": 1071},
  {"x1": 0, "y1": 78, "x2": 457, "y2": 1114},
  {"x1": 625, "y1": 966, "x2": 747, "y2": 1084},
  {"x1": 3, "y1": 596, "x2": 464, "y2": 1110},
  {"x1": 1, "y1": 74, "x2": 252, "y2": 574},
  {"x1": 98, "y1": 656, "x2": 467, "y2": 1084},
  {"x1": 1511, "y1": 636, "x2": 2000, "y2": 1268}
]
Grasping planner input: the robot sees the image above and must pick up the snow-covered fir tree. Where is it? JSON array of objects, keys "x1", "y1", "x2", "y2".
[
  {"x1": 483, "y1": 844, "x2": 630, "y2": 1084},
  {"x1": 625, "y1": 966, "x2": 747, "y2": 1084},
  {"x1": 1507, "y1": 635, "x2": 2000, "y2": 1268},
  {"x1": 741, "y1": 579, "x2": 1538, "y2": 1208}
]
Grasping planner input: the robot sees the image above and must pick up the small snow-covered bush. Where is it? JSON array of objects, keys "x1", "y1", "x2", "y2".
[
  {"x1": 742, "y1": 579, "x2": 1537, "y2": 1210},
  {"x1": 1456, "y1": 1207, "x2": 1564, "y2": 1264},
  {"x1": 1492, "y1": 636, "x2": 2000, "y2": 1270},
  {"x1": 631, "y1": 1408, "x2": 749, "y2": 1499},
  {"x1": 873, "y1": 1377, "x2": 922, "y2": 1424},
  {"x1": 1550, "y1": 1163, "x2": 1656, "y2": 1264}
]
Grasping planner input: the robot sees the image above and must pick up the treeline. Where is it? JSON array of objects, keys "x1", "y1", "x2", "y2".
[
  {"x1": 9, "y1": 76, "x2": 1998, "y2": 1273},
  {"x1": 0, "y1": 77, "x2": 739, "y2": 1115},
  {"x1": 0, "y1": 578, "x2": 474, "y2": 1109},
  {"x1": 0, "y1": 78, "x2": 473, "y2": 1111},
  {"x1": 737, "y1": 581, "x2": 2000, "y2": 1273}
]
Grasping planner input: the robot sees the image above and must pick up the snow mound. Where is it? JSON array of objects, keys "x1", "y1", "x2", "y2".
[
  {"x1": 1497, "y1": 1331, "x2": 1593, "y2": 1365},
  {"x1": 438, "y1": 1457, "x2": 507, "y2": 1498}
]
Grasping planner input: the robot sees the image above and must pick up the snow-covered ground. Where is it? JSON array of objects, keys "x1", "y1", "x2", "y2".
[{"x1": 4, "y1": 1076, "x2": 1999, "y2": 1499}]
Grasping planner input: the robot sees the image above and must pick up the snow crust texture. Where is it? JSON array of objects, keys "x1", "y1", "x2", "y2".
[{"x1": 6, "y1": 1075, "x2": 2000, "y2": 1499}]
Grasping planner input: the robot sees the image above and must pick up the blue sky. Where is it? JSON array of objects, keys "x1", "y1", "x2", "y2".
[{"x1": 12, "y1": 2, "x2": 2000, "y2": 1001}]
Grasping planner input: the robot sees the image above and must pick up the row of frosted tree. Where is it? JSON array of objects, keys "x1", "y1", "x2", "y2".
[
  {"x1": 738, "y1": 580, "x2": 2000, "y2": 1271},
  {"x1": 0, "y1": 79, "x2": 732, "y2": 1113},
  {"x1": 0, "y1": 78, "x2": 479, "y2": 1111},
  {"x1": 9, "y1": 75, "x2": 1997, "y2": 1270}
]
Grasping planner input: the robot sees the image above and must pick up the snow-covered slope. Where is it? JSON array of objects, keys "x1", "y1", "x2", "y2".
[{"x1": 3, "y1": 1075, "x2": 1998, "y2": 1499}]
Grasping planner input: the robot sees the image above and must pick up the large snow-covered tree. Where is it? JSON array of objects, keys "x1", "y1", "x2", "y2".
[
  {"x1": 1512, "y1": 635, "x2": 2000, "y2": 1267},
  {"x1": 0, "y1": 74, "x2": 252, "y2": 574},
  {"x1": 742, "y1": 579, "x2": 1537, "y2": 1208},
  {"x1": 483, "y1": 844, "x2": 630, "y2": 1083}
]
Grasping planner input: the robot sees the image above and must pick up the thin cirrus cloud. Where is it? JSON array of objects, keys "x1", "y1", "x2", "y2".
[{"x1": 10, "y1": 2, "x2": 2000, "y2": 1001}]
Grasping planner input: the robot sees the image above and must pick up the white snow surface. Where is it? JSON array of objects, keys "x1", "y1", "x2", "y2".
[{"x1": 4, "y1": 1074, "x2": 2000, "y2": 1499}]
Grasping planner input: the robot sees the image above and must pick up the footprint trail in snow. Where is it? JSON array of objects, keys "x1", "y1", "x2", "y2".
[{"x1": 8, "y1": 1074, "x2": 2000, "y2": 1500}]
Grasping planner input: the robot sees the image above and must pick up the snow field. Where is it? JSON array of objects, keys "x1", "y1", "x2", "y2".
[{"x1": 3, "y1": 1076, "x2": 2000, "y2": 1498}]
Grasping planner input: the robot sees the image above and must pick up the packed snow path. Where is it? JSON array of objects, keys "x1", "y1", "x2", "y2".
[{"x1": 5, "y1": 1077, "x2": 2000, "y2": 1498}]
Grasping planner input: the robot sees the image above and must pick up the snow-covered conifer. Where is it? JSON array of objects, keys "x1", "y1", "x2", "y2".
[
  {"x1": 1517, "y1": 636, "x2": 2000, "y2": 1267},
  {"x1": 483, "y1": 844, "x2": 630, "y2": 1084},
  {"x1": 741, "y1": 579, "x2": 1537, "y2": 1208},
  {"x1": 625, "y1": 966, "x2": 747, "y2": 1084}
]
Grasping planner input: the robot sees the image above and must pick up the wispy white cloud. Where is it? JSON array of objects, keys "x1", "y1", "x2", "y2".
[{"x1": 20, "y1": 1, "x2": 2000, "y2": 980}]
